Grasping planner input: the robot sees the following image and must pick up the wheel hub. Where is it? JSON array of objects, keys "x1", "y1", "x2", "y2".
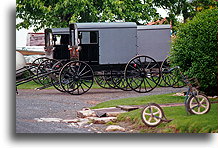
[
  {"x1": 73, "y1": 75, "x2": 80, "y2": 81},
  {"x1": 140, "y1": 71, "x2": 147, "y2": 77}
]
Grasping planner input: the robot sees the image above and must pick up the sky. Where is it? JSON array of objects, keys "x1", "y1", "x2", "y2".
[{"x1": 16, "y1": 8, "x2": 168, "y2": 48}]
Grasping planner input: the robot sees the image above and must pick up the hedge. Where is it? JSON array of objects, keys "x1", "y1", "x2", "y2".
[{"x1": 170, "y1": 8, "x2": 218, "y2": 96}]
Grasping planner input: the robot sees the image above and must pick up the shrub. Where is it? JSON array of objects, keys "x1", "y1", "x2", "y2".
[{"x1": 170, "y1": 8, "x2": 218, "y2": 96}]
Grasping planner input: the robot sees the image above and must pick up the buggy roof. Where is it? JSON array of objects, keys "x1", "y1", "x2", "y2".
[
  {"x1": 137, "y1": 25, "x2": 171, "y2": 30},
  {"x1": 71, "y1": 22, "x2": 137, "y2": 30},
  {"x1": 48, "y1": 23, "x2": 171, "y2": 34},
  {"x1": 49, "y1": 28, "x2": 69, "y2": 34}
]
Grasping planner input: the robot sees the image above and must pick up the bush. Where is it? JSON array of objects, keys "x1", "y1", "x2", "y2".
[{"x1": 170, "y1": 8, "x2": 218, "y2": 96}]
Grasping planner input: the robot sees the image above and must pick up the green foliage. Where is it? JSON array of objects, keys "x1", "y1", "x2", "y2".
[
  {"x1": 170, "y1": 8, "x2": 218, "y2": 95},
  {"x1": 152, "y1": 0, "x2": 218, "y2": 26},
  {"x1": 16, "y1": 0, "x2": 159, "y2": 31},
  {"x1": 191, "y1": 0, "x2": 218, "y2": 10},
  {"x1": 152, "y1": 0, "x2": 194, "y2": 26}
]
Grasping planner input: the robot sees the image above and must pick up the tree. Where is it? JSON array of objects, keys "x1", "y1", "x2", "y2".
[
  {"x1": 192, "y1": 0, "x2": 218, "y2": 11},
  {"x1": 16, "y1": 0, "x2": 159, "y2": 31},
  {"x1": 153, "y1": 0, "x2": 218, "y2": 25},
  {"x1": 152, "y1": 0, "x2": 193, "y2": 24},
  {"x1": 170, "y1": 8, "x2": 218, "y2": 96}
]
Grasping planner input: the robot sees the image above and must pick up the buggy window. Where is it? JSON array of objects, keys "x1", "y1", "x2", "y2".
[{"x1": 79, "y1": 31, "x2": 98, "y2": 44}]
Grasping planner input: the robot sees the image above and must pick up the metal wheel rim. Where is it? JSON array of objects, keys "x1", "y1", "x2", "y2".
[
  {"x1": 59, "y1": 61, "x2": 94, "y2": 95},
  {"x1": 160, "y1": 58, "x2": 179, "y2": 87},
  {"x1": 125, "y1": 55, "x2": 161, "y2": 93},
  {"x1": 36, "y1": 59, "x2": 58, "y2": 86},
  {"x1": 111, "y1": 71, "x2": 131, "y2": 91},
  {"x1": 94, "y1": 71, "x2": 113, "y2": 89},
  {"x1": 31, "y1": 57, "x2": 49, "y2": 84},
  {"x1": 51, "y1": 61, "x2": 65, "y2": 92}
]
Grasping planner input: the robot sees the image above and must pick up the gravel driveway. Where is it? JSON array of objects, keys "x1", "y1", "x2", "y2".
[{"x1": 16, "y1": 87, "x2": 186, "y2": 133}]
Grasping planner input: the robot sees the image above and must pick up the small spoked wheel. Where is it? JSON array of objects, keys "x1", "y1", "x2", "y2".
[
  {"x1": 141, "y1": 103, "x2": 164, "y2": 127},
  {"x1": 59, "y1": 61, "x2": 94, "y2": 95},
  {"x1": 36, "y1": 59, "x2": 58, "y2": 86},
  {"x1": 186, "y1": 94, "x2": 211, "y2": 115},
  {"x1": 125, "y1": 55, "x2": 161, "y2": 93}
]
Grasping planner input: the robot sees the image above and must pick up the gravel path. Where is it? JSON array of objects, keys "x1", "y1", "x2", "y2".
[{"x1": 16, "y1": 87, "x2": 187, "y2": 133}]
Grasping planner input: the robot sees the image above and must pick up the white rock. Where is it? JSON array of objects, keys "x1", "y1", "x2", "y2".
[
  {"x1": 62, "y1": 118, "x2": 80, "y2": 123},
  {"x1": 39, "y1": 118, "x2": 62, "y2": 122},
  {"x1": 76, "y1": 118, "x2": 90, "y2": 127},
  {"x1": 34, "y1": 118, "x2": 43, "y2": 122},
  {"x1": 105, "y1": 125, "x2": 125, "y2": 132},
  {"x1": 77, "y1": 110, "x2": 96, "y2": 118},
  {"x1": 172, "y1": 92, "x2": 184, "y2": 96},
  {"x1": 68, "y1": 123, "x2": 79, "y2": 128}
]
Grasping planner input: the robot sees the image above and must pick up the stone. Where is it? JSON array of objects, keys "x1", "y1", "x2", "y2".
[
  {"x1": 62, "y1": 118, "x2": 80, "y2": 123},
  {"x1": 76, "y1": 118, "x2": 90, "y2": 127},
  {"x1": 67, "y1": 118, "x2": 90, "y2": 128},
  {"x1": 105, "y1": 125, "x2": 125, "y2": 132},
  {"x1": 34, "y1": 118, "x2": 44, "y2": 122},
  {"x1": 172, "y1": 92, "x2": 185, "y2": 96},
  {"x1": 68, "y1": 123, "x2": 79, "y2": 128},
  {"x1": 77, "y1": 109, "x2": 96, "y2": 118},
  {"x1": 93, "y1": 107, "x2": 126, "y2": 117},
  {"x1": 116, "y1": 105, "x2": 139, "y2": 111},
  {"x1": 39, "y1": 118, "x2": 62, "y2": 122},
  {"x1": 87, "y1": 117, "x2": 117, "y2": 124}
]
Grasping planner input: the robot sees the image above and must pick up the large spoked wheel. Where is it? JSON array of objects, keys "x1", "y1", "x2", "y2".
[
  {"x1": 160, "y1": 58, "x2": 178, "y2": 87},
  {"x1": 31, "y1": 57, "x2": 49, "y2": 84},
  {"x1": 186, "y1": 94, "x2": 211, "y2": 115},
  {"x1": 36, "y1": 59, "x2": 58, "y2": 86},
  {"x1": 141, "y1": 103, "x2": 164, "y2": 127},
  {"x1": 125, "y1": 55, "x2": 161, "y2": 93},
  {"x1": 94, "y1": 71, "x2": 113, "y2": 89},
  {"x1": 51, "y1": 60, "x2": 65, "y2": 92},
  {"x1": 104, "y1": 70, "x2": 118, "y2": 89},
  {"x1": 111, "y1": 71, "x2": 131, "y2": 91},
  {"x1": 160, "y1": 58, "x2": 185, "y2": 88},
  {"x1": 59, "y1": 61, "x2": 94, "y2": 95}
]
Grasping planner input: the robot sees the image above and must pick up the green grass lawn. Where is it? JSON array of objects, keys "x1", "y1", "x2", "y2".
[
  {"x1": 91, "y1": 93, "x2": 218, "y2": 133},
  {"x1": 17, "y1": 81, "x2": 102, "y2": 89},
  {"x1": 92, "y1": 93, "x2": 185, "y2": 109}
]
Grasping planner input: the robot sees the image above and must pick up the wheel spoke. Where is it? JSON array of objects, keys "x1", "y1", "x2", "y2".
[
  {"x1": 148, "y1": 116, "x2": 152, "y2": 122},
  {"x1": 78, "y1": 65, "x2": 87, "y2": 76},
  {"x1": 80, "y1": 69, "x2": 91, "y2": 77},
  {"x1": 200, "y1": 98, "x2": 205, "y2": 104},
  {"x1": 197, "y1": 107, "x2": 201, "y2": 113},
  {"x1": 153, "y1": 116, "x2": 159, "y2": 122},
  {"x1": 143, "y1": 112, "x2": 151, "y2": 116},
  {"x1": 201, "y1": 104, "x2": 206, "y2": 108},
  {"x1": 153, "y1": 110, "x2": 161, "y2": 115},
  {"x1": 191, "y1": 104, "x2": 198, "y2": 109}
]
